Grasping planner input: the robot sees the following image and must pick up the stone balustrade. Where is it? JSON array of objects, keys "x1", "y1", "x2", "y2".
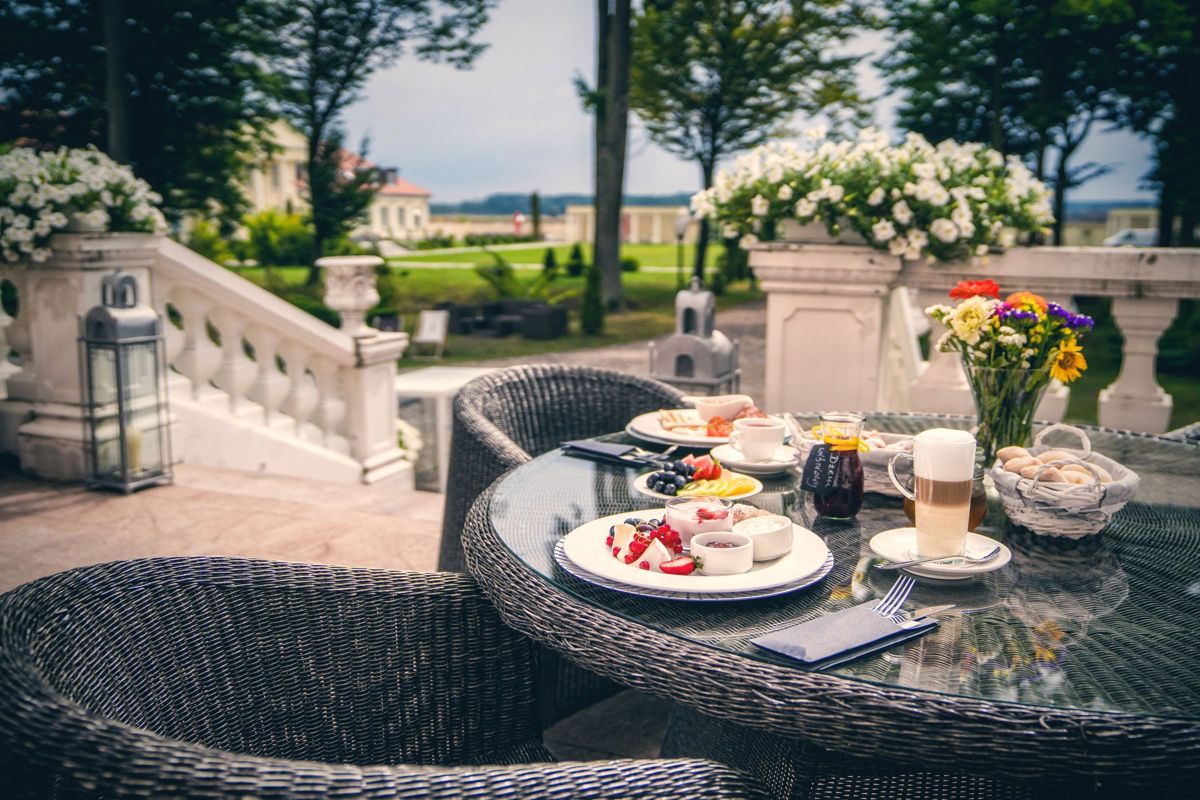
[
  {"x1": 750, "y1": 242, "x2": 1200, "y2": 433},
  {"x1": 0, "y1": 233, "x2": 410, "y2": 484}
]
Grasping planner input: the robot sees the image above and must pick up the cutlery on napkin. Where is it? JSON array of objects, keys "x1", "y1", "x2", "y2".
[{"x1": 560, "y1": 440, "x2": 676, "y2": 468}]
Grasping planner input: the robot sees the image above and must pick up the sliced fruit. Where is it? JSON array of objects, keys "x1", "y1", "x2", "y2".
[
  {"x1": 660, "y1": 556, "x2": 698, "y2": 575},
  {"x1": 638, "y1": 539, "x2": 673, "y2": 572},
  {"x1": 611, "y1": 523, "x2": 636, "y2": 553}
]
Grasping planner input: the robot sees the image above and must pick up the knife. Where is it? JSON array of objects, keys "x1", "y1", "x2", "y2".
[{"x1": 898, "y1": 604, "x2": 956, "y2": 628}]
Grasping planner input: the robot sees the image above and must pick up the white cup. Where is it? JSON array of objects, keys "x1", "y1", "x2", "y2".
[{"x1": 731, "y1": 417, "x2": 785, "y2": 461}]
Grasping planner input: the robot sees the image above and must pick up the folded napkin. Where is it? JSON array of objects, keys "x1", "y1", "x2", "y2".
[
  {"x1": 561, "y1": 439, "x2": 661, "y2": 467},
  {"x1": 751, "y1": 601, "x2": 937, "y2": 671}
]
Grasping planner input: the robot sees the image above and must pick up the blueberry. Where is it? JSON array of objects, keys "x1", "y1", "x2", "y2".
[
  {"x1": 673, "y1": 475, "x2": 687, "y2": 488},
  {"x1": 648, "y1": 518, "x2": 661, "y2": 527},
  {"x1": 637, "y1": 522, "x2": 656, "y2": 532},
  {"x1": 664, "y1": 484, "x2": 677, "y2": 496},
  {"x1": 624, "y1": 518, "x2": 641, "y2": 526},
  {"x1": 673, "y1": 460, "x2": 688, "y2": 473}
]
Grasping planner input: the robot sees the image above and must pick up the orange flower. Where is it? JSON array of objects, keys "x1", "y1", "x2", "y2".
[
  {"x1": 1005, "y1": 291, "x2": 1048, "y2": 311},
  {"x1": 950, "y1": 279, "x2": 1001, "y2": 299}
]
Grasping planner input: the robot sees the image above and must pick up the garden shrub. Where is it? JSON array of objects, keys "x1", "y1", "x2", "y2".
[
  {"x1": 463, "y1": 233, "x2": 537, "y2": 246},
  {"x1": 243, "y1": 210, "x2": 314, "y2": 266},
  {"x1": 581, "y1": 262, "x2": 604, "y2": 335},
  {"x1": 542, "y1": 247, "x2": 558, "y2": 278},
  {"x1": 566, "y1": 243, "x2": 586, "y2": 277},
  {"x1": 185, "y1": 218, "x2": 232, "y2": 264},
  {"x1": 415, "y1": 233, "x2": 456, "y2": 249},
  {"x1": 620, "y1": 256, "x2": 639, "y2": 273}
]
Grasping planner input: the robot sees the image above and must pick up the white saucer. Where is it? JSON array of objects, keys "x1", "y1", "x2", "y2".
[
  {"x1": 710, "y1": 444, "x2": 799, "y2": 476},
  {"x1": 869, "y1": 528, "x2": 1011, "y2": 581}
]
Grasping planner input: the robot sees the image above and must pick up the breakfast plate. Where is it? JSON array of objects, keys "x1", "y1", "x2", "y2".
[
  {"x1": 709, "y1": 443, "x2": 800, "y2": 477},
  {"x1": 869, "y1": 528, "x2": 1011, "y2": 581},
  {"x1": 554, "y1": 540, "x2": 834, "y2": 602},
  {"x1": 632, "y1": 470, "x2": 762, "y2": 501},
  {"x1": 560, "y1": 508, "x2": 830, "y2": 594},
  {"x1": 626, "y1": 410, "x2": 730, "y2": 446}
]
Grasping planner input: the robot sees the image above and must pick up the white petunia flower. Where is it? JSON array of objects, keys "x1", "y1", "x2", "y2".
[
  {"x1": 888, "y1": 236, "x2": 908, "y2": 256},
  {"x1": 930, "y1": 218, "x2": 958, "y2": 243},
  {"x1": 871, "y1": 219, "x2": 896, "y2": 242},
  {"x1": 777, "y1": 185, "x2": 794, "y2": 201},
  {"x1": 867, "y1": 187, "x2": 885, "y2": 206},
  {"x1": 892, "y1": 201, "x2": 913, "y2": 225},
  {"x1": 794, "y1": 198, "x2": 816, "y2": 219},
  {"x1": 751, "y1": 194, "x2": 770, "y2": 216}
]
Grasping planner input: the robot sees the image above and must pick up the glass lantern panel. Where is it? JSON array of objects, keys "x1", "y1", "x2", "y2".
[
  {"x1": 88, "y1": 344, "x2": 117, "y2": 408},
  {"x1": 119, "y1": 342, "x2": 165, "y2": 478}
]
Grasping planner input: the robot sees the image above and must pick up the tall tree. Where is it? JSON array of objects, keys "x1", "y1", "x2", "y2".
[
  {"x1": 879, "y1": 0, "x2": 1133, "y2": 244},
  {"x1": 579, "y1": 0, "x2": 632, "y2": 307},
  {"x1": 0, "y1": 0, "x2": 279, "y2": 228},
  {"x1": 630, "y1": 0, "x2": 867, "y2": 278},
  {"x1": 272, "y1": 0, "x2": 493, "y2": 278}
]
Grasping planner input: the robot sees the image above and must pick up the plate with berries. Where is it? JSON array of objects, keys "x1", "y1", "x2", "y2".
[
  {"x1": 633, "y1": 454, "x2": 762, "y2": 501},
  {"x1": 559, "y1": 508, "x2": 831, "y2": 595}
]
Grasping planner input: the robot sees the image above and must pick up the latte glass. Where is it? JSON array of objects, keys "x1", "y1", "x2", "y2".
[{"x1": 887, "y1": 429, "x2": 977, "y2": 557}]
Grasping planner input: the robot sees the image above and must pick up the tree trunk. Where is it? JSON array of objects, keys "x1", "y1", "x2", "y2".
[
  {"x1": 593, "y1": 0, "x2": 631, "y2": 309},
  {"x1": 1052, "y1": 151, "x2": 1069, "y2": 246},
  {"x1": 694, "y1": 161, "x2": 715, "y2": 281},
  {"x1": 1180, "y1": 204, "x2": 1197, "y2": 247},
  {"x1": 1157, "y1": 182, "x2": 1176, "y2": 247},
  {"x1": 305, "y1": 137, "x2": 325, "y2": 286},
  {"x1": 103, "y1": 0, "x2": 130, "y2": 164}
]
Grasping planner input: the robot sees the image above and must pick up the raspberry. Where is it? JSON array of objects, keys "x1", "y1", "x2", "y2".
[{"x1": 639, "y1": 561, "x2": 650, "y2": 570}]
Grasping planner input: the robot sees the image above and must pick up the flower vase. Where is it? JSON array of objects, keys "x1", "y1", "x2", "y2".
[{"x1": 965, "y1": 365, "x2": 1052, "y2": 467}]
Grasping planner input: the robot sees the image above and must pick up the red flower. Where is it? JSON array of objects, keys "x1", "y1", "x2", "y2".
[{"x1": 950, "y1": 279, "x2": 1001, "y2": 300}]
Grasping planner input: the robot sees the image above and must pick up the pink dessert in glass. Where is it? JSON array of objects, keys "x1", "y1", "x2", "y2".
[{"x1": 664, "y1": 496, "x2": 734, "y2": 549}]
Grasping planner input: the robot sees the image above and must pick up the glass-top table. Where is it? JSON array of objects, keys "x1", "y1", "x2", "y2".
[{"x1": 464, "y1": 414, "x2": 1200, "y2": 792}]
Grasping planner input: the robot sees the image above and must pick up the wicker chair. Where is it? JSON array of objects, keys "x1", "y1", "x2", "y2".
[
  {"x1": 437, "y1": 365, "x2": 684, "y2": 727},
  {"x1": 0, "y1": 557, "x2": 768, "y2": 800}
]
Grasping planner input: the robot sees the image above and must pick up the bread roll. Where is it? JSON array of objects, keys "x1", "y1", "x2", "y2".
[
  {"x1": 1004, "y1": 456, "x2": 1041, "y2": 474},
  {"x1": 1035, "y1": 466, "x2": 1066, "y2": 483},
  {"x1": 1060, "y1": 462, "x2": 1113, "y2": 484},
  {"x1": 997, "y1": 446, "x2": 1031, "y2": 462},
  {"x1": 1063, "y1": 471, "x2": 1092, "y2": 485},
  {"x1": 1039, "y1": 449, "x2": 1080, "y2": 463},
  {"x1": 1019, "y1": 464, "x2": 1042, "y2": 479}
]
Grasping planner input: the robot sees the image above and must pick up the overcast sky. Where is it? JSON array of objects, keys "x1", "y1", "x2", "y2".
[{"x1": 343, "y1": 0, "x2": 1154, "y2": 204}]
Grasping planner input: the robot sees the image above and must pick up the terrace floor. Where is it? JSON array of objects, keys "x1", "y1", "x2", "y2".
[{"x1": 0, "y1": 462, "x2": 670, "y2": 760}]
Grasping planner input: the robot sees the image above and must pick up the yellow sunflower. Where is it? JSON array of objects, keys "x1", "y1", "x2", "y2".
[{"x1": 1051, "y1": 338, "x2": 1087, "y2": 383}]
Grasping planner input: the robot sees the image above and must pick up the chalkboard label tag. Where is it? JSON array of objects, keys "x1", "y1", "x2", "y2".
[{"x1": 801, "y1": 444, "x2": 842, "y2": 497}]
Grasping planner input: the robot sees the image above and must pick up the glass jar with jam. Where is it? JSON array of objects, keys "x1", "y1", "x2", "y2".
[{"x1": 806, "y1": 412, "x2": 866, "y2": 520}]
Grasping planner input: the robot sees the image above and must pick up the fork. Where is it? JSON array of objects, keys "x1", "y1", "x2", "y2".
[{"x1": 873, "y1": 574, "x2": 915, "y2": 619}]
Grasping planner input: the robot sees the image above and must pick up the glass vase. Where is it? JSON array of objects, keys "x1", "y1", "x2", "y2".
[{"x1": 965, "y1": 365, "x2": 1052, "y2": 467}]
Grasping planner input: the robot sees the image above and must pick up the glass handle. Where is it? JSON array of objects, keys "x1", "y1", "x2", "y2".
[{"x1": 888, "y1": 453, "x2": 917, "y2": 501}]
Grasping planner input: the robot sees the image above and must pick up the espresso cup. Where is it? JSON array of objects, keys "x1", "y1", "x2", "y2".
[
  {"x1": 887, "y1": 429, "x2": 977, "y2": 557},
  {"x1": 731, "y1": 417, "x2": 785, "y2": 462}
]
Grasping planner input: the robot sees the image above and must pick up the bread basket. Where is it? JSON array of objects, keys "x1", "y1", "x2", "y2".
[{"x1": 990, "y1": 424, "x2": 1139, "y2": 539}]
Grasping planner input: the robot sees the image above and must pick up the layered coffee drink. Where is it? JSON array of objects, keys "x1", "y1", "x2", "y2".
[{"x1": 888, "y1": 428, "x2": 978, "y2": 557}]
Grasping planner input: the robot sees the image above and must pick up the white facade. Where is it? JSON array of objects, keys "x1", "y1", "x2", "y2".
[{"x1": 565, "y1": 204, "x2": 698, "y2": 244}]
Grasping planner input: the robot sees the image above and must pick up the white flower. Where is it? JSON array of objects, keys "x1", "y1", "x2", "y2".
[
  {"x1": 867, "y1": 187, "x2": 885, "y2": 206},
  {"x1": 871, "y1": 219, "x2": 896, "y2": 242},
  {"x1": 975, "y1": 244, "x2": 988, "y2": 256},
  {"x1": 930, "y1": 218, "x2": 958, "y2": 243},
  {"x1": 722, "y1": 224, "x2": 739, "y2": 238},
  {"x1": 892, "y1": 201, "x2": 913, "y2": 225},
  {"x1": 777, "y1": 185, "x2": 794, "y2": 201},
  {"x1": 794, "y1": 198, "x2": 816, "y2": 219},
  {"x1": 935, "y1": 330, "x2": 956, "y2": 352},
  {"x1": 751, "y1": 194, "x2": 770, "y2": 216},
  {"x1": 739, "y1": 233, "x2": 759, "y2": 249},
  {"x1": 925, "y1": 303, "x2": 952, "y2": 319},
  {"x1": 826, "y1": 184, "x2": 845, "y2": 203},
  {"x1": 907, "y1": 228, "x2": 928, "y2": 248},
  {"x1": 888, "y1": 236, "x2": 908, "y2": 256},
  {"x1": 998, "y1": 332, "x2": 1027, "y2": 347},
  {"x1": 803, "y1": 123, "x2": 828, "y2": 140}
]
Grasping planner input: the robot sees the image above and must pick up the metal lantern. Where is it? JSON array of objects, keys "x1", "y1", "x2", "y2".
[{"x1": 78, "y1": 271, "x2": 172, "y2": 493}]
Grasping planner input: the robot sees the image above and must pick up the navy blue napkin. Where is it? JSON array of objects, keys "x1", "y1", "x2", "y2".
[
  {"x1": 751, "y1": 602, "x2": 938, "y2": 670},
  {"x1": 561, "y1": 439, "x2": 659, "y2": 468}
]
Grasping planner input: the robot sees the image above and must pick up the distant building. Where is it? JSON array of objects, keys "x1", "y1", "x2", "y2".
[
  {"x1": 1106, "y1": 207, "x2": 1158, "y2": 236},
  {"x1": 565, "y1": 204, "x2": 698, "y2": 244},
  {"x1": 244, "y1": 122, "x2": 432, "y2": 241}
]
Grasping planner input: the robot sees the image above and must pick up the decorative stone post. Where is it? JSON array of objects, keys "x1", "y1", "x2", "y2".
[
  {"x1": 751, "y1": 243, "x2": 903, "y2": 412},
  {"x1": 0, "y1": 233, "x2": 161, "y2": 480},
  {"x1": 317, "y1": 255, "x2": 382, "y2": 337},
  {"x1": 1099, "y1": 297, "x2": 1179, "y2": 433}
]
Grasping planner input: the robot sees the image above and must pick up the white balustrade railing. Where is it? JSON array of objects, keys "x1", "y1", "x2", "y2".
[
  {"x1": 751, "y1": 242, "x2": 1200, "y2": 433},
  {"x1": 0, "y1": 233, "x2": 409, "y2": 484}
]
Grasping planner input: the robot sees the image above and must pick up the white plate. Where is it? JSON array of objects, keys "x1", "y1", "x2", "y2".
[
  {"x1": 869, "y1": 528, "x2": 1011, "y2": 581},
  {"x1": 554, "y1": 540, "x2": 834, "y2": 602},
  {"x1": 632, "y1": 470, "x2": 762, "y2": 501},
  {"x1": 561, "y1": 508, "x2": 830, "y2": 594},
  {"x1": 626, "y1": 410, "x2": 730, "y2": 446},
  {"x1": 710, "y1": 444, "x2": 799, "y2": 476}
]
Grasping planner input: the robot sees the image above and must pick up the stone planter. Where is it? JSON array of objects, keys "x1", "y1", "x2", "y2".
[
  {"x1": 64, "y1": 211, "x2": 107, "y2": 234},
  {"x1": 316, "y1": 255, "x2": 383, "y2": 337}
]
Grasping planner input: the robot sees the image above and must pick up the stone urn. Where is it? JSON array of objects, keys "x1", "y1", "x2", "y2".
[{"x1": 316, "y1": 255, "x2": 382, "y2": 337}]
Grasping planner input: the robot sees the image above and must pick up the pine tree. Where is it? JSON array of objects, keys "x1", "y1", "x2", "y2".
[
  {"x1": 542, "y1": 247, "x2": 558, "y2": 277},
  {"x1": 566, "y1": 243, "x2": 587, "y2": 277},
  {"x1": 580, "y1": 262, "x2": 605, "y2": 335}
]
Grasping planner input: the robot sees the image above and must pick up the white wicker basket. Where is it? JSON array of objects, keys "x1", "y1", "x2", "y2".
[{"x1": 990, "y1": 424, "x2": 1140, "y2": 539}]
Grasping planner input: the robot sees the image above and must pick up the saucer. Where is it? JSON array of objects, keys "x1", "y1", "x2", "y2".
[
  {"x1": 869, "y1": 528, "x2": 1011, "y2": 581},
  {"x1": 710, "y1": 444, "x2": 799, "y2": 476}
]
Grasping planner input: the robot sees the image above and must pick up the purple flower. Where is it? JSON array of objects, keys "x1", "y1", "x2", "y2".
[
  {"x1": 1070, "y1": 313, "x2": 1094, "y2": 331},
  {"x1": 1001, "y1": 308, "x2": 1039, "y2": 323},
  {"x1": 1047, "y1": 302, "x2": 1069, "y2": 319}
]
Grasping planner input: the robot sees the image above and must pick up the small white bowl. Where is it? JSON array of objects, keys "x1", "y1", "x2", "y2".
[
  {"x1": 691, "y1": 394, "x2": 753, "y2": 422},
  {"x1": 691, "y1": 532, "x2": 754, "y2": 575},
  {"x1": 733, "y1": 515, "x2": 793, "y2": 561}
]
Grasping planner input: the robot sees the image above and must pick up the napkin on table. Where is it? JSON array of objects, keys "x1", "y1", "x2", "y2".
[{"x1": 751, "y1": 601, "x2": 938, "y2": 670}]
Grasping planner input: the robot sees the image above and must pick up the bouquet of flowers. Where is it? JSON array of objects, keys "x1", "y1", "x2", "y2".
[
  {"x1": 690, "y1": 127, "x2": 1053, "y2": 262},
  {"x1": 0, "y1": 146, "x2": 165, "y2": 264},
  {"x1": 926, "y1": 279, "x2": 1093, "y2": 463}
]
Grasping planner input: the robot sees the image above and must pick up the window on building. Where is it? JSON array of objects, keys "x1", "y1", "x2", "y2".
[
  {"x1": 270, "y1": 163, "x2": 280, "y2": 189},
  {"x1": 380, "y1": 206, "x2": 389, "y2": 228},
  {"x1": 412, "y1": 212, "x2": 421, "y2": 229},
  {"x1": 396, "y1": 207, "x2": 406, "y2": 227},
  {"x1": 295, "y1": 163, "x2": 305, "y2": 182}
]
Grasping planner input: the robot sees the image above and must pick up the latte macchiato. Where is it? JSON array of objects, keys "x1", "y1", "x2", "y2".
[{"x1": 888, "y1": 429, "x2": 977, "y2": 557}]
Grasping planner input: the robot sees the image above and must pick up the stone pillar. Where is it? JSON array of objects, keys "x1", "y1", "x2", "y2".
[
  {"x1": 345, "y1": 331, "x2": 410, "y2": 483},
  {"x1": 317, "y1": 255, "x2": 383, "y2": 337},
  {"x1": 907, "y1": 287, "x2": 976, "y2": 415},
  {"x1": 751, "y1": 244, "x2": 903, "y2": 413},
  {"x1": 2, "y1": 233, "x2": 160, "y2": 480},
  {"x1": 1099, "y1": 297, "x2": 1178, "y2": 432}
]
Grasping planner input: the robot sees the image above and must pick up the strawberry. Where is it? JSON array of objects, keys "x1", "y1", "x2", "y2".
[
  {"x1": 638, "y1": 561, "x2": 650, "y2": 570},
  {"x1": 660, "y1": 556, "x2": 699, "y2": 575},
  {"x1": 709, "y1": 461, "x2": 722, "y2": 480},
  {"x1": 695, "y1": 507, "x2": 729, "y2": 521}
]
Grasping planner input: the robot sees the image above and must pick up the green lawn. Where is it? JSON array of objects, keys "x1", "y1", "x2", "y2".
[
  {"x1": 234, "y1": 264, "x2": 761, "y2": 365},
  {"x1": 390, "y1": 242, "x2": 722, "y2": 269}
]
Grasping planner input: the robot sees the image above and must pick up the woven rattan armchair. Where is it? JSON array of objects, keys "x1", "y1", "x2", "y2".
[
  {"x1": 0, "y1": 557, "x2": 767, "y2": 800},
  {"x1": 437, "y1": 366, "x2": 684, "y2": 727}
]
